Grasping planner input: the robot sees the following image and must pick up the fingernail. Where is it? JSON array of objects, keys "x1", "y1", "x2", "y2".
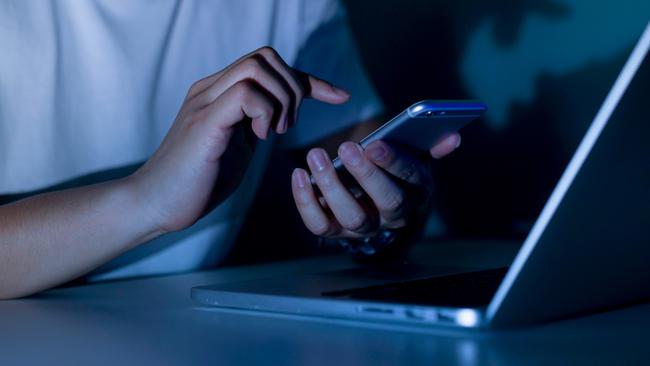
[
  {"x1": 292, "y1": 169, "x2": 307, "y2": 188},
  {"x1": 308, "y1": 149, "x2": 329, "y2": 172},
  {"x1": 451, "y1": 134, "x2": 461, "y2": 149},
  {"x1": 331, "y1": 84, "x2": 350, "y2": 98},
  {"x1": 339, "y1": 143, "x2": 362, "y2": 166},
  {"x1": 367, "y1": 144, "x2": 387, "y2": 162}
]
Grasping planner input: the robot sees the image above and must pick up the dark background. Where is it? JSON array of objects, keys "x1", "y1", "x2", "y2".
[{"x1": 226, "y1": 1, "x2": 649, "y2": 265}]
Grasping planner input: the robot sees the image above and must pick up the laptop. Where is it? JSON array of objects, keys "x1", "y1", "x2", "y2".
[{"x1": 191, "y1": 22, "x2": 650, "y2": 329}]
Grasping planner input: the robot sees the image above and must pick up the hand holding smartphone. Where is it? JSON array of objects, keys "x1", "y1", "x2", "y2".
[{"x1": 300, "y1": 99, "x2": 487, "y2": 242}]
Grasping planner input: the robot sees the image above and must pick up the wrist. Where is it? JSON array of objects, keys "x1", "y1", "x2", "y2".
[
  {"x1": 116, "y1": 175, "x2": 167, "y2": 244},
  {"x1": 342, "y1": 192, "x2": 431, "y2": 260}
]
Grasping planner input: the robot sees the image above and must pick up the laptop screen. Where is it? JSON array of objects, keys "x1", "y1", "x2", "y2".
[{"x1": 486, "y1": 23, "x2": 650, "y2": 323}]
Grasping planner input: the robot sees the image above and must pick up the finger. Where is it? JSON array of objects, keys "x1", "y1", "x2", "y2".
[
  {"x1": 295, "y1": 70, "x2": 350, "y2": 105},
  {"x1": 364, "y1": 140, "x2": 426, "y2": 185},
  {"x1": 195, "y1": 56, "x2": 293, "y2": 133},
  {"x1": 307, "y1": 148, "x2": 375, "y2": 235},
  {"x1": 192, "y1": 46, "x2": 349, "y2": 127},
  {"x1": 253, "y1": 47, "x2": 305, "y2": 128},
  {"x1": 430, "y1": 133, "x2": 461, "y2": 159},
  {"x1": 198, "y1": 80, "x2": 275, "y2": 149},
  {"x1": 238, "y1": 49, "x2": 350, "y2": 109},
  {"x1": 292, "y1": 168, "x2": 340, "y2": 237},
  {"x1": 338, "y1": 142, "x2": 407, "y2": 225}
]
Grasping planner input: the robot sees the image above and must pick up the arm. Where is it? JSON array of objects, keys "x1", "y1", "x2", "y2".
[
  {"x1": 0, "y1": 178, "x2": 159, "y2": 299},
  {"x1": 0, "y1": 47, "x2": 348, "y2": 299}
]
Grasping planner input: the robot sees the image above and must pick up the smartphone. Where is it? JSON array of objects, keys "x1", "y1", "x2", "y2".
[{"x1": 331, "y1": 99, "x2": 487, "y2": 170}]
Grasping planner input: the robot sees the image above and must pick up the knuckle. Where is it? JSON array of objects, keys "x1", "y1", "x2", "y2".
[
  {"x1": 356, "y1": 164, "x2": 377, "y2": 181},
  {"x1": 259, "y1": 103, "x2": 274, "y2": 120},
  {"x1": 343, "y1": 213, "x2": 368, "y2": 232},
  {"x1": 187, "y1": 77, "x2": 212, "y2": 99},
  {"x1": 240, "y1": 57, "x2": 262, "y2": 76},
  {"x1": 310, "y1": 221, "x2": 331, "y2": 236},
  {"x1": 382, "y1": 192, "x2": 405, "y2": 213},
  {"x1": 257, "y1": 46, "x2": 279, "y2": 59},
  {"x1": 375, "y1": 142, "x2": 396, "y2": 165},
  {"x1": 316, "y1": 174, "x2": 333, "y2": 188},
  {"x1": 232, "y1": 80, "x2": 254, "y2": 99},
  {"x1": 188, "y1": 79, "x2": 204, "y2": 94}
]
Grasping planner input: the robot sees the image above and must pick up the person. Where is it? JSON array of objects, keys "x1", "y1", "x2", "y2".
[{"x1": 0, "y1": 0, "x2": 460, "y2": 300}]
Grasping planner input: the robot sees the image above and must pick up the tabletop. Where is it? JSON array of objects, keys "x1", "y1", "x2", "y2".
[{"x1": 1, "y1": 240, "x2": 648, "y2": 365}]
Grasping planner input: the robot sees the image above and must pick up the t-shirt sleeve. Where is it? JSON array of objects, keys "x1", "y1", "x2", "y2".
[{"x1": 280, "y1": 0, "x2": 384, "y2": 148}]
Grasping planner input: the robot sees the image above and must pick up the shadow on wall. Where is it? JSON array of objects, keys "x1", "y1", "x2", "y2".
[{"x1": 343, "y1": 0, "x2": 646, "y2": 237}]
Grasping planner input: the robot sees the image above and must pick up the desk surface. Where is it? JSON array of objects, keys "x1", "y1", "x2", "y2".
[{"x1": 1, "y1": 240, "x2": 648, "y2": 366}]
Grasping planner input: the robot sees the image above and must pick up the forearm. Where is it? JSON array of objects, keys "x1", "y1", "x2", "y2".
[{"x1": 0, "y1": 177, "x2": 161, "y2": 299}]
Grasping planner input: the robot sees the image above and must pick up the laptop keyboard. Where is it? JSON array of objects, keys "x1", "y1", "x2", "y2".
[{"x1": 322, "y1": 267, "x2": 508, "y2": 308}]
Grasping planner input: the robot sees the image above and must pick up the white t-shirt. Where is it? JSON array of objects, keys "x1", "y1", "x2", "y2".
[{"x1": 0, "y1": 0, "x2": 382, "y2": 280}]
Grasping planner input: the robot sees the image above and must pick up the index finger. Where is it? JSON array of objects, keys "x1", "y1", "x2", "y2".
[{"x1": 295, "y1": 70, "x2": 350, "y2": 105}]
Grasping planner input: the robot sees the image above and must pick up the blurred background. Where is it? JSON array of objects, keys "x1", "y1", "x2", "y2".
[{"x1": 227, "y1": 0, "x2": 649, "y2": 264}]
